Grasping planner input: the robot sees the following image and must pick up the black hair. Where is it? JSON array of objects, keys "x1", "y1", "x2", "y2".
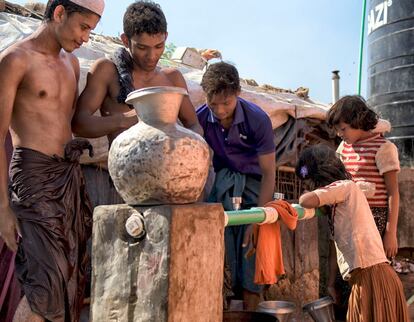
[
  {"x1": 327, "y1": 95, "x2": 379, "y2": 131},
  {"x1": 200, "y1": 62, "x2": 241, "y2": 101},
  {"x1": 295, "y1": 144, "x2": 352, "y2": 189},
  {"x1": 123, "y1": 1, "x2": 167, "y2": 39},
  {"x1": 44, "y1": 0, "x2": 98, "y2": 21}
]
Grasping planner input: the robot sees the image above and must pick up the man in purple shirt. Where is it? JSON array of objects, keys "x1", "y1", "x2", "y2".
[{"x1": 197, "y1": 62, "x2": 275, "y2": 310}]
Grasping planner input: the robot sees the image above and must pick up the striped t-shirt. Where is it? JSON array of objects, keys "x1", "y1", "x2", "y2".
[{"x1": 336, "y1": 134, "x2": 400, "y2": 208}]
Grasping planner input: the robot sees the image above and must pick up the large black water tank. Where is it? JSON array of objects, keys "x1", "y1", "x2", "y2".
[{"x1": 367, "y1": 0, "x2": 414, "y2": 165}]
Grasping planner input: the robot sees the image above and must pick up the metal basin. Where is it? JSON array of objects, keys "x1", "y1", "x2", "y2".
[
  {"x1": 257, "y1": 301, "x2": 296, "y2": 322},
  {"x1": 302, "y1": 296, "x2": 335, "y2": 322},
  {"x1": 223, "y1": 311, "x2": 278, "y2": 322}
]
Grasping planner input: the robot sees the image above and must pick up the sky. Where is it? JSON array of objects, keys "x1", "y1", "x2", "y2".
[{"x1": 14, "y1": 0, "x2": 368, "y2": 104}]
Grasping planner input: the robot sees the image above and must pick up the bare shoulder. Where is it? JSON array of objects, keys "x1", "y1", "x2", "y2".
[
  {"x1": 90, "y1": 57, "x2": 118, "y2": 76},
  {"x1": 162, "y1": 67, "x2": 184, "y2": 78},
  {"x1": 161, "y1": 67, "x2": 187, "y2": 86},
  {"x1": 66, "y1": 52, "x2": 80, "y2": 78},
  {"x1": 85, "y1": 58, "x2": 120, "y2": 96},
  {"x1": 67, "y1": 52, "x2": 80, "y2": 68},
  {"x1": 0, "y1": 45, "x2": 29, "y2": 72}
]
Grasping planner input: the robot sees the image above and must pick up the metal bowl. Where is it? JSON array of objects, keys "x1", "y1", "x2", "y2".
[
  {"x1": 257, "y1": 301, "x2": 296, "y2": 322},
  {"x1": 223, "y1": 311, "x2": 278, "y2": 322},
  {"x1": 302, "y1": 296, "x2": 335, "y2": 322}
]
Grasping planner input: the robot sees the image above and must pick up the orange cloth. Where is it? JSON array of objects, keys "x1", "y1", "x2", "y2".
[{"x1": 254, "y1": 200, "x2": 298, "y2": 284}]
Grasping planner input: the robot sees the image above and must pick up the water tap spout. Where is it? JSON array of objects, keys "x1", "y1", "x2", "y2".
[{"x1": 231, "y1": 197, "x2": 242, "y2": 211}]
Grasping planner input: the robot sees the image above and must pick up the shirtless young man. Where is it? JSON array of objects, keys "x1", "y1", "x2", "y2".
[
  {"x1": 0, "y1": 1, "x2": 104, "y2": 321},
  {"x1": 72, "y1": 0, "x2": 203, "y2": 143}
]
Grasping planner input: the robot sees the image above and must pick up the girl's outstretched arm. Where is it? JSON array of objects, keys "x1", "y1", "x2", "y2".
[{"x1": 299, "y1": 191, "x2": 320, "y2": 209}]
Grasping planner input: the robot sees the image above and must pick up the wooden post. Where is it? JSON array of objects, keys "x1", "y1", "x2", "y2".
[
  {"x1": 91, "y1": 203, "x2": 225, "y2": 322},
  {"x1": 0, "y1": 0, "x2": 6, "y2": 12}
]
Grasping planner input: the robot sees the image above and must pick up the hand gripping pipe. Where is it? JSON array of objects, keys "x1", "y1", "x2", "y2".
[{"x1": 224, "y1": 204, "x2": 324, "y2": 227}]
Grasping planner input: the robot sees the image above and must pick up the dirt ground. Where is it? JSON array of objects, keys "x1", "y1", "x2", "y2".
[
  {"x1": 395, "y1": 249, "x2": 414, "y2": 321},
  {"x1": 398, "y1": 271, "x2": 414, "y2": 321}
]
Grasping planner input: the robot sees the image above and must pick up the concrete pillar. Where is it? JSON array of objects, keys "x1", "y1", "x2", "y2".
[
  {"x1": 398, "y1": 167, "x2": 414, "y2": 248},
  {"x1": 91, "y1": 203, "x2": 224, "y2": 322}
]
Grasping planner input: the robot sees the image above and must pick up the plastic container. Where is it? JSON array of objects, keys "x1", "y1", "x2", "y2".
[{"x1": 367, "y1": 0, "x2": 414, "y2": 165}]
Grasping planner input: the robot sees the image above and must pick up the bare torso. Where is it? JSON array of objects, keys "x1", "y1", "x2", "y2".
[
  {"x1": 100, "y1": 60, "x2": 185, "y2": 144},
  {"x1": 6, "y1": 39, "x2": 78, "y2": 157}
]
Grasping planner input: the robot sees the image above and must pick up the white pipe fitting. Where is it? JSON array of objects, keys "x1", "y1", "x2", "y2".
[
  {"x1": 300, "y1": 208, "x2": 316, "y2": 220},
  {"x1": 332, "y1": 70, "x2": 340, "y2": 103},
  {"x1": 257, "y1": 207, "x2": 279, "y2": 225},
  {"x1": 125, "y1": 210, "x2": 145, "y2": 238}
]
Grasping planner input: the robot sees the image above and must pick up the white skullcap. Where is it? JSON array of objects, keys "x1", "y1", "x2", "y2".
[{"x1": 70, "y1": 0, "x2": 105, "y2": 16}]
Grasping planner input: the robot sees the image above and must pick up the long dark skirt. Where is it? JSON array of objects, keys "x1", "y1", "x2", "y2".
[{"x1": 348, "y1": 263, "x2": 408, "y2": 322}]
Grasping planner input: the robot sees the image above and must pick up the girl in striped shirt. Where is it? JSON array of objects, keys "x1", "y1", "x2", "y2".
[
  {"x1": 326, "y1": 95, "x2": 401, "y2": 318},
  {"x1": 327, "y1": 95, "x2": 400, "y2": 257}
]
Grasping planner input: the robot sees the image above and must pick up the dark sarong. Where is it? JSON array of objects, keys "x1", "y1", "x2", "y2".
[
  {"x1": 9, "y1": 139, "x2": 93, "y2": 322},
  {"x1": 208, "y1": 168, "x2": 262, "y2": 305}
]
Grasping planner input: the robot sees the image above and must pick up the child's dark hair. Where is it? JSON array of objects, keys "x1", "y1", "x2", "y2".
[
  {"x1": 123, "y1": 1, "x2": 167, "y2": 39},
  {"x1": 44, "y1": 0, "x2": 98, "y2": 21},
  {"x1": 327, "y1": 95, "x2": 379, "y2": 131},
  {"x1": 295, "y1": 144, "x2": 352, "y2": 189},
  {"x1": 201, "y1": 62, "x2": 241, "y2": 101}
]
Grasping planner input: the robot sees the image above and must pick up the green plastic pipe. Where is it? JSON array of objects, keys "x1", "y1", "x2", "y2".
[
  {"x1": 357, "y1": 0, "x2": 367, "y2": 95},
  {"x1": 225, "y1": 204, "x2": 324, "y2": 226},
  {"x1": 225, "y1": 208, "x2": 266, "y2": 226},
  {"x1": 291, "y1": 204, "x2": 325, "y2": 218},
  {"x1": 407, "y1": 294, "x2": 414, "y2": 306}
]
